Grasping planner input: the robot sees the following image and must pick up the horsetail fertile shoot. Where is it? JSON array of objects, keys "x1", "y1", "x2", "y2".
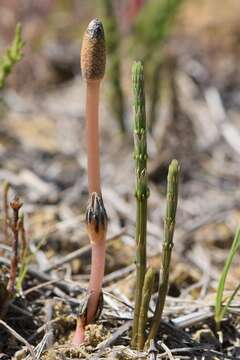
[{"x1": 72, "y1": 19, "x2": 108, "y2": 346}]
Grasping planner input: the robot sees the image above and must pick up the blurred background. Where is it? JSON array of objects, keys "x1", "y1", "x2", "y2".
[{"x1": 1, "y1": 0, "x2": 240, "y2": 325}]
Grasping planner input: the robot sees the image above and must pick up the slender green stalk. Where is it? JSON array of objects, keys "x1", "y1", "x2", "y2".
[
  {"x1": 101, "y1": 0, "x2": 126, "y2": 133},
  {"x1": 215, "y1": 227, "x2": 240, "y2": 331},
  {"x1": 147, "y1": 159, "x2": 180, "y2": 345},
  {"x1": 0, "y1": 23, "x2": 24, "y2": 89},
  {"x1": 131, "y1": 61, "x2": 149, "y2": 348},
  {"x1": 138, "y1": 267, "x2": 155, "y2": 350}
]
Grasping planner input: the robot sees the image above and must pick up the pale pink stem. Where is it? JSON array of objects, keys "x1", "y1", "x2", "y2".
[
  {"x1": 72, "y1": 317, "x2": 85, "y2": 345},
  {"x1": 86, "y1": 81, "x2": 101, "y2": 194},
  {"x1": 87, "y1": 240, "x2": 106, "y2": 323},
  {"x1": 86, "y1": 78, "x2": 106, "y2": 322},
  {"x1": 73, "y1": 19, "x2": 106, "y2": 347}
]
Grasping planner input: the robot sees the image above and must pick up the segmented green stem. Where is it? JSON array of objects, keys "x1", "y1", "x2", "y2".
[
  {"x1": 138, "y1": 267, "x2": 155, "y2": 350},
  {"x1": 131, "y1": 61, "x2": 149, "y2": 348},
  {"x1": 147, "y1": 159, "x2": 180, "y2": 344},
  {"x1": 0, "y1": 24, "x2": 24, "y2": 89}
]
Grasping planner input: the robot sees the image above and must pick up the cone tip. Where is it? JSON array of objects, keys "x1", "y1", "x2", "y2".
[{"x1": 87, "y1": 19, "x2": 104, "y2": 40}]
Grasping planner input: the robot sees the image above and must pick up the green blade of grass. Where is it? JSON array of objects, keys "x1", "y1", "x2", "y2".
[
  {"x1": 215, "y1": 226, "x2": 240, "y2": 330},
  {"x1": 220, "y1": 283, "x2": 240, "y2": 321}
]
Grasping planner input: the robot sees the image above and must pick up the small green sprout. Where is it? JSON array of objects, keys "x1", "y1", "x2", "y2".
[{"x1": 0, "y1": 23, "x2": 24, "y2": 89}]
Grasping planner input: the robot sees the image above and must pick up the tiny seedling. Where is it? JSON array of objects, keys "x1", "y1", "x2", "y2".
[
  {"x1": 0, "y1": 192, "x2": 23, "y2": 318},
  {"x1": 72, "y1": 19, "x2": 108, "y2": 346},
  {"x1": 215, "y1": 226, "x2": 240, "y2": 331},
  {"x1": 0, "y1": 180, "x2": 33, "y2": 318},
  {"x1": 7, "y1": 196, "x2": 23, "y2": 294},
  {"x1": 0, "y1": 23, "x2": 24, "y2": 89}
]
